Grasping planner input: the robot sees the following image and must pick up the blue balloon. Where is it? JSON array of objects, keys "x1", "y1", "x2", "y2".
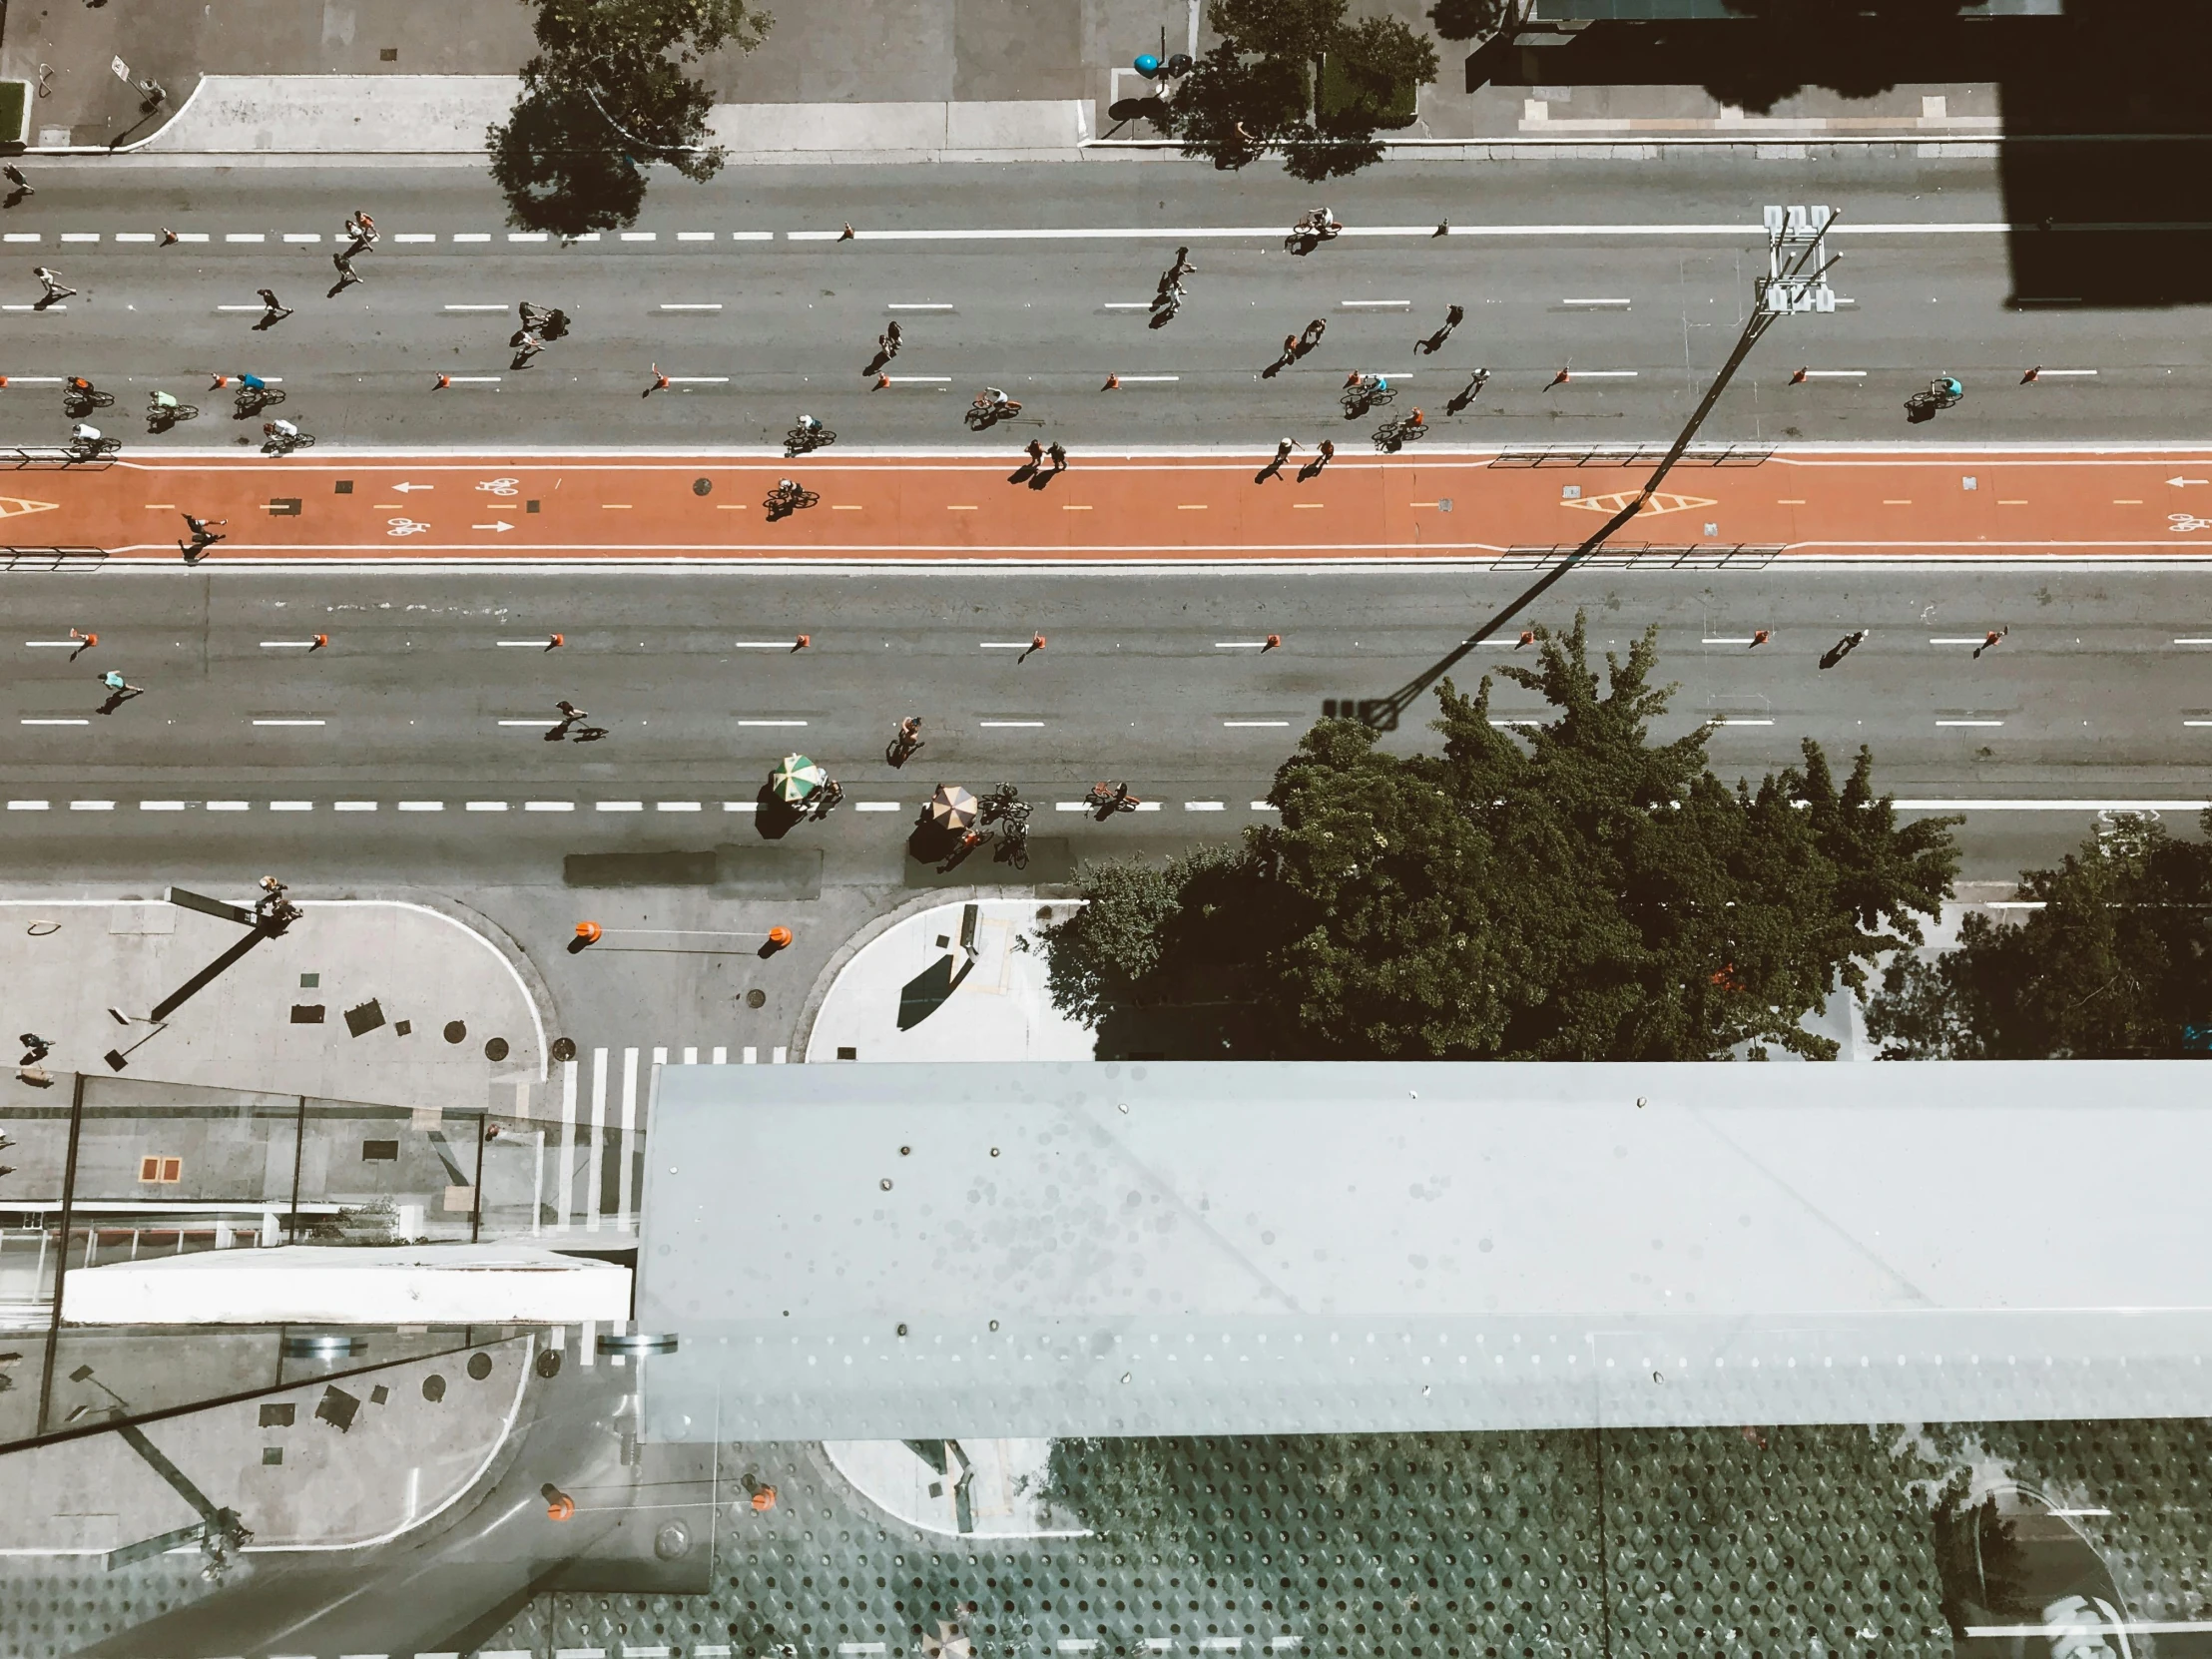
[{"x1": 1134, "y1": 53, "x2": 1161, "y2": 78}]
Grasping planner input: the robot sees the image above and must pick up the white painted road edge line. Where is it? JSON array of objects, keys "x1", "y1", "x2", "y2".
[
  {"x1": 1894, "y1": 800, "x2": 2211, "y2": 811},
  {"x1": 979, "y1": 720, "x2": 1044, "y2": 728}
]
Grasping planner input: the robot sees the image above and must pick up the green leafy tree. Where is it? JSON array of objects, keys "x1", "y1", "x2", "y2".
[
  {"x1": 1167, "y1": 0, "x2": 1436, "y2": 180},
  {"x1": 488, "y1": 0, "x2": 772, "y2": 237},
  {"x1": 1867, "y1": 811, "x2": 2212, "y2": 1058},
  {"x1": 1043, "y1": 615, "x2": 1956, "y2": 1060}
]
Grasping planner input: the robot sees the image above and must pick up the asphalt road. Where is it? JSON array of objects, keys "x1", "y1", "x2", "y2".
[
  {"x1": 0, "y1": 563, "x2": 2206, "y2": 886},
  {"x1": 0, "y1": 154, "x2": 2199, "y2": 455}
]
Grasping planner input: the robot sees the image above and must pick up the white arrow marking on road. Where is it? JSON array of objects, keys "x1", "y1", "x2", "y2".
[
  {"x1": 2169, "y1": 476, "x2": 2208, "y2": 487},
  {"x1": 390, "y1": 482, "x2": 433, "y2": 493},
  {"x1": 473, "y1": 521, "x2": 515, "y2": 532}
]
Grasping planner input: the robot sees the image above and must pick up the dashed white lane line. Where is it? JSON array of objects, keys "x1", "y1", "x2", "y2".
[
  {"x1": 878, "y1": 374, "x2": 950, "y2": 383},
  {"x1": 0, "y1": 233, "x2": 37, "y2": 243},
  {"x1": 508, "y1": 232, "x2": 548, "y2": 243},
  {"x1": 260, "y1": 639, "x2": 320, "y2": 649},
  {"x1": 1701, "y1": 636, "x2": 1758, "y2": 645},
  {"x1": 172, "y1": 232, "x2": 209, "y2": 243},
  {"x1": 1936, "y1": 719, "x2": 2006, "y2": 728},
  {"x1": 216, "y1": 303, "x2": 266, "y2": 311},
  {"x1": 70, "y1": 801, "x2": 114, "y2": 811},
  {"x1": 1929, "y1": 636, "x2": 1995, "y2": 645},
  {"x1": 980, "y1": 641, "x2": 1038, "y2": 649},
  {"x1": 1563, "y1": 369, "x2": 1638, "y2": 378},
  {"x1": 60, "y1": 233, "x2": 99, "y2": 244},
  {"x1": 225, "y1": 233, "x2": 266, "y2": 243},
  {"x1": 444, "y1": 303, "x2": 508, "y2": 312},
  {"x1": 1214, "y1": 641, "x2": 1271, "y2": 649},
  {"x1": 466, "y1": 801, "x2": 508, "y2": 812},
  {"x1": 597, "y1": 801, "x2": 643, "y2": 812},
  {"x1": 141, "y1": 801, "x2": 186, "y2": 812},
  {"x1": 1489, "y1": 718, "x2": 1542, "y2": 728},
  {"x1": 270, "y1": 801, "x2": 312, "y2": 811},
  {"x1": 979, "y1": 720, "x2": 1044, "y2": 728},
  {"x1": 1, "y1": 304, "x2": 65, "y2": 311},
  {"x1": 657, "y1": 801, "x2": 701, "y2": 812},
  {"x1": 1224, "y1": 720, "x2": 1291, "y2": 728},
  {"x1": 1102, "y1": 301, "x2": 1153, "y2": 310},
  {"x1": 334, "y1": 802, "x2": 376, "y2": 812},
  {"x1": 886, "y1": 302, "x2": 955, "y2": 311},
  {"x1": 1115, "y1": 374, "x2": 1179, "y2": 382},
  {"x1": 677, "y1": 232, "x2": 716, "y2": 242},
  {"x1": 2174, "y1": 637, "x2": 2212, "y2": 646},
  {"x1": 115, "y1": 233, "x2": 156, "y2": 244},
  {"x1": 663, "y1": 374, "x2": 730, "y2": 384},
  {"x1": 498, "y1": 719, "x2": 553, "y2": 727},
  {"x1": 1795, "y1": 368, "x2": 1867, "y2": 379},
  {"x1": 452, "y1": 233, "x2": 490, "y2": 244},
  {"x1": 393, "y1": 233, "x2": 435, "y2": 244},
  {"x1": 620, "y1": 232, "x2": 657, "y2": 242},
  {"x1": 208, "y1": 802, "x2": 248, "y2": 812},
  {"x1": 737, "y1": 718, "x2": 807, "y2": 727},
  {"x1": 733, "y1": 640, "x2": 804, "y2": 649},
  {"x1": 281, "y1": 233, "x2": 322, "y2": 244},
  {"x1": 5, "y1": 801, "x2": 47, "y2": 811},
  {"x1": 2030, "y1": 367, "x2": 2099, "y2": 377},
  {"x1": 1561, "y1": 296, "x2": 1632, "y2": 307},
  {"x1": 525, "y1": 801, "x2": 574, "y2": 812},
  {"x1": 1251, "y1": 802, "x2": 1278, "y2": 811},
  {"x1": 397, "y1": 801, "x2": 442, "y2": 812},
  {"x1": 854, "y1": 802, "x2": 899, "y2": 813},
  {"x1": 1712, "y1": 717, "x2": 1775, "y2": 726},
  {"x1": 2184, "y1": 720, "x2": 2212, "y2": 728},
  {"x1": 20, "y1": 718, "x2": 88, "y2": 726},
  {"x1": 1341, "y1": 298, "x2": 1410, "y2": 309},
  {"x1": 658, "y1": 302, "x2": 722, "y2": 311},
  {"x1": 725, "y1": 801, "x2": 758, "y2": 812},
  {"x1": 1186, "y1": 801, "x2": 1226, "y2": 811},
  {"x1": 252, "y1": 718, "x2": 325, "y2": 727}
]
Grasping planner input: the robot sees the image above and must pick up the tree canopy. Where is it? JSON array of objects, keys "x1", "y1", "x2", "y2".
[
  {"x1": 1866, "y1": 811, "x2": 2212, "y2": 1059},
  {"x1": 1042, "y1": 614, "x2": 1958, "y2": 1061},
  {"x1": 1165, "y1": 0, "x2": 1437, "y2": 181},
  {"x1": 488, "y1": 0, "x2": 771, "y2": 238}
]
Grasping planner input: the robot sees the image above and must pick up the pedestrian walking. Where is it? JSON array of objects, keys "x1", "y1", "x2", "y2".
[
  {"x1": 511, "y1": 331, "x2": 544, "y2": 367},
  {"x1": 1819, "y1": 629, "x2": 1869, "y2": 671},
  {"x1": 1257, "y1": 437, "x2": 1298, "y2": 483},
  {"x1": 1047, "y1": 440, "x2": 1067, "y2": 473},
  {"x1": 32, "y1": 266, "x2": 75, "y2": 302},
  {"x1": 329, "y1": 249, "x2": 362, "y2": 293},
  {"x1": 343, "y1": 211, "x2": 377, "y2": 249},
  {"x1": 257, "y1": 287, "x2": 292, "y2": 325},
  {"x1": 878, "y1": 319, "x2": 901, "y2": 358},
  {"x1": 1025, "y1": 437, "x2": 1044, "y2": 470},
  {"x1": 1415, "y1": 302, "x2": 1465, "y2": 355},
  {"x1": 1309, "y1": 438, "x2": 1337, "y2": 475},
  {"x1": 179, "y1": 513, "x2": 227, "y2": 559},
  {"x1": 2, "y1": 164, "x2": 32, "y2": 198},
  {"x1": 1165, "y1": 245, "x2": 1196, "y2": 282},
  {"x1": 1268, "y1": 333, "x2": 1298, "y2": 375},
  {"x1": 1298, "y1": 317, "x2": 1327, "y2": 354}
]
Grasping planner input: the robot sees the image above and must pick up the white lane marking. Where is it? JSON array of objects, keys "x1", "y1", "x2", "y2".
[
  {"x1": 216, "y1": 303, "x2": 267, "y2": 310},
  {"x1": 1214, "y1": 641, "x2": 1271, "y2": 649},
  {"x1": 443, "y1": 303, "x2": 508, "y2": 311},
  {"x1": 452, "y1": 233, "x2": 490, "y2": 244},
  {"x1": 281, "y1": 233, "x2": 321, "y2": 244},
  {"x1": 335, "y1": 801, "x2": 376, "y2": 812},
  {"x1": 466, "y1": 801, "x2": 508, "y2": 812},
  {"x1": 1795, "y1": 368, "x2": 1867, "y2": 378},
  {"x1": 1054, "y1": 802, "x2": 1085, "y2": 812},
  {"x1": 60, "y1": 233, "x2": 99, "y2": 244},
  {"x1": 1561, "y1": 296, "x2": 1631, "y2": 306},
  {"x1": 525, "y1": 801, "x2": 574, "y2": 812},
  {"x1": 1, "y1": 303, "x2": 65, "y2": 311},
  {"x1": 1102, "y1": 301, "x2": 1154, "y2": 310},
  {"x1": 790, "y1": 220, "x2": 2015, "y2": 244},
  {"x1": 1251, "y1": 802, "x2": 1278, "y2": 811},
  {"x1": 658, "y1": 302, "x2": 723, "y2": 310},
  {"x1": 1930, "y1": 636, "x2": 1995, "y2": 645},
  {"x1": 1563, "y1": 369, "x2": 1638, "y2": 378},
  {"x1": 270, "y1": 801, "x2": 312, "y2": 811},
  {"x1": 656, "y1": 802, "x2": 700, "y2": 812},
  {"x1": 0, "y1": 233, "x2": 37, "y2": 243},
  {"x1": 1702, "y1": 636, "x2": 1757, "y2": 644},
  {"x1": 730, "y1": 231, "x2": 774, "y2": 241},
  {"x1": 878, "y1": 374, "x2": 951, "y2": 383},
  {"x1": 115, "y1": 233, "x2": 156, "y2": 243},
  {"x1": 495, "y1": 639, "x2": 554, "y2": 647},
  {"x1": 596, "y1": 801, "x2": 643, "y2": 812},
  {"x1": 141, "y1": 801, "x2": 186, "y2": 812},
  {"x1": 1114, "y1": 374, "x2": 1180, "y2": 382},
  {"x1": 1224, "y1": 720, "x2": 1291, "y2": 728},
  {"x1": 446, "y1": 375, "x2": 502, "y2": 384},
  {"x1": 207, "y1": 802, "x2": 248, "y2": 812},
  {"x1": 724, "y1": 802, "x2": 758, "y2": 812},
  {"x1": 664, "y1": 375, "x2": 729, "y2": 383},
  {"x1": 1900, "y1": 799, "x2": 2210, "y2": 811},
  {"x1": 5, "y1": 801, "x2": 47, "y2": 810},
  {"x1": 2184, "y1": 720, "x2": 2212, "y2": 728},
  {"x1": 2174, "y1": 637, "x2": 2212, "y2": 645},
  {"x1": 1134, "y1": 801, "x2": 1161, "y2": 811},
  {"x1": 1712, "y1": 717, "x2": 1775, "y2": 726},
  {"x1": 1341, "y1": 298, "x2": 1410, "y2": 309},
  {"x1": 225, "y1": 233, "x2": 265, "y2": 243},
  {"x1": 398, "y1": 801, "x2": 443, "y2": 812},
  {"x1": 252, "y1": 718, "x2": 325, "y2": 727},
  {"x1": 737, "y1": 718, "x2": 807, "y2": 727},
  {"x1": 498, "y1": 719, "x2": 555, "y2": 727},
  {"x1": 1969, "y1": 1621, "x2": 2212, "y2": 1638},
  {"x1": 677, "y1": 232, "x2": 716, "y2": 242},
  {"x1": 1185, "y1": 801, "x2": 1226, "y2": 811},
  {"x1": 1936, "y1": 719, "x2": 2005, "y2": 727},
  {"x1": 1489, "y1": 719, "x2": 1542, "y2": 727},
  {"x1": 734, "y1": 641, "x2": 803, "y2": 649},
  {"x1": 620, "y1": 232, "x2": 657, "y2": 242},
  {"x1": 3, "y1": 379, "x2": 65, "y2": 387},
  {"x1": 508, "y1": 232, "x2": 548, "y2": 243},
  {"x1": 174, "y1": 233, "x2": 210, "y2": 243},
  {"x1": 20, "y1": 718, "x2": 88, "y2": 726},
  {"x1": 854, "y1": 802, "x2": 899, "y2": 813},
  {"x1": 979, "y1": 720, "x2": 1044, "y2": 728},
  {"x1": 886, "y1": 302, "x2": 955, "y2": 310},
  {"x1": 393, "y1": 233, "x2": 436, "y2": 243},
  {"x1": 980, "y1": 641, "x2": 1039, "y2": 649},
  {"x1": 70, "y1": 801, "x2": 114, "y2": 810},
  {"x1": 2030, "y1": 367, "x2": 2099, "y2": 376},
  {"x1": 260, "y1": 639, "x2": 320, "y2": 648}
]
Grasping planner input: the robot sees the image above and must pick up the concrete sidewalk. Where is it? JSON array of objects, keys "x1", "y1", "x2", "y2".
[
  {"x1": 0, "y1": 893, "x2": 545, "y2": 1106},
  {"x1": 801, "y1": 897, "x2": 1093, "y2": 1063}
]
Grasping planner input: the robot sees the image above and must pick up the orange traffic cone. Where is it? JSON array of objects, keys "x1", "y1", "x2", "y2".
[
  {"x1": 548, "y1": 633, "x2": 565, "y2": 650},
  {"x1": 874, "y1": 372, "x2": 890, "y2": 389},
  {"x1": 1789, "y1": 366, "x2": 1808, "y2": 385},
  {"x1": 1264, "y1": 633, "x2": 1281, "y2": 651},
  {"x1": 1750, "y1": 629, "x2": 1770, "y2": 649},
  {"x1": 794, "y1": 633, "x2": 811, "y2": 651},
  {"x1": 159, "y1": 228, "x2": 178, "y2": 247},
  {"x1": 310, "y1": 633, "x2": 328, "y2": 650},
  {"x1": 1515, "y1": 629, "x2": 1535, "y2": 649},
  {"x1": 838, "y1": 223, "x2": 855, "y2": 241},
  {"x1": 574, "y1": 921, "x2": 602, "y2": 946},
  {"x1": 2020, "y1": 365, "x2": 2041, "y2": 383},
  {"x1": 1548, "y1": 367, "x2": 1571, "y2": 388},
  {"x1": 1102, "y1": 372, "x2": 1120, "y2": 390},
  {"x1": 433, "y1": 373, "x2": 450, "y2": 390}
]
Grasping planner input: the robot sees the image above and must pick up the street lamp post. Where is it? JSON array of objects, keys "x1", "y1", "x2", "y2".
[{"x1": 1369, "y1": 204, "x2": 1840, "y2": 729}]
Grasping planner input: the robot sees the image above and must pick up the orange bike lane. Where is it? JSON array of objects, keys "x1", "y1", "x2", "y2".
[{"x1": 16, "y1": 448, "x2": 2212, "y2": 561}]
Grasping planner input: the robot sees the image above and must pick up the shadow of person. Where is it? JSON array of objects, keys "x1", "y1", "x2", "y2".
[
  {"x1": 95, "y1": 688, "x2": 141, "y2": 716},
  {"x1": 33, "y1": 294, "x2": 64, "y2": 312},
  {"x1": 1256, "y1": 456, "x2": 1288, "y2": 484},
  {"x1": 863, "y1": 350, "x2": 890, "y2": 377},
  {"x1": 1905, "y1": 399, "x2": 1938, "y2": 426},
  {"x1": 1026, "y1": 468, "x2": 1056, "y2": 491},
  {"x1": 1296, "y1": 456, "x2": 1328, "y2": 482},
  {"x1": 1007, "y1": 461, "x2": 1038, "y2": 484},
  {"x1": 896, "y1": 951, "x2": 977, "y2": 1030},
  {"x1": 3, "y1": 189, "x2": 30, "y2": 211},
  {"x1": 570, "y1": 725, "x2": 609, "y2": 742}
]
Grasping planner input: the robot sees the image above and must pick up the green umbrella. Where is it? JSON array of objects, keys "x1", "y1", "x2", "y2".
[{"x1": 771, "y1": 754, "x2": 827, "y2": 804}]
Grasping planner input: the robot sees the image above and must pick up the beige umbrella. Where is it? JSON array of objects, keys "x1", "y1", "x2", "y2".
[{"x1": 927, "y1": 784, "x2": 978, "y2": 832}]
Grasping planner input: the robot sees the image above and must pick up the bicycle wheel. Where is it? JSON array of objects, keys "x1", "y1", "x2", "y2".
[
  {"x1": 798, "y1": 490, "x2": 820, "y2": 508},
  {"x1": 175, "y1": 404, "x2": 199, "y2": 420},
  {"x1": 296, "y1": 434, "x2": 316, "y2": 448},
  {"x1": 1372, "y1": 384, "x2": 1398, "y2": 406}
]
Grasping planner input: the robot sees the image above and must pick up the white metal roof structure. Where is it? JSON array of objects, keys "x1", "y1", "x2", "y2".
[{"x1": 635, "y1": 1060, "x2": 2212, "y2": 1442}]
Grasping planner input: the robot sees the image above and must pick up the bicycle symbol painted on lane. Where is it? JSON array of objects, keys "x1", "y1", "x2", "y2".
[
  {"x1": 386, "y1": 517, "x2": 432, "y2": 537},
  {"x1": 2171, "y1": 513, "x2": 2212, "y2": 534},
  {"x1": 476, "y1": 477, "x2": 520, "y2": 496}
]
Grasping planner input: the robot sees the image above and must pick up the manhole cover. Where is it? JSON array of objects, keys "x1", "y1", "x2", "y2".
[
  {"x1": 692, "y1": 476, "x2": 713, "y2": 497},
  {"x1": 483, "y1": 1036, "x2": 509, "y2": 1062},
  {"x1": 535, "y1": 1350, "x2": 562, "y2": 1379},
  {"x1": 467, "y1": 1352, "x2": 493, "y2": 1381},
  {"x1": 443, "y1": 1020, "x2": 466, "y2": 1044},
  {"x1": 421, "y1": 1374, "x2": 446, "y2": 1402},
  {"x1": 550, "y1": 1036, "x2": 577, "y2": 1062},
  {"x1": 745, "y1": 988, "x2": 767, "y2": 1009}
]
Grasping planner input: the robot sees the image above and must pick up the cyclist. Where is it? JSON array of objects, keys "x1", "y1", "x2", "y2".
[
  {"x1": 772, "y1": 478, "x2": 806, "y2": 509},
  {"x1": 1346, "y1": 371, "x2": 1388, "y2": 400},
  {"x1": 794, "y1": 412, "x2": 824, "y2": 436},
  {"x1": 977, "y1": 385, "x2": 1011, "y2": 411},
  {"x1": 1406, "y1": 408, "x2": 1425, "y2": 429},
  {"x1": 150, "y1": 389, "x2": 181, "y2": 411},
  {"x1": 895, "y1": 715, "x2": 924, "y2": 753},
  {"x1": 263, "y1": 417, "x2": 301, "y2": 449},
  {"x1": 69, "y1": 420, "x2": 105, "y2": 453}
]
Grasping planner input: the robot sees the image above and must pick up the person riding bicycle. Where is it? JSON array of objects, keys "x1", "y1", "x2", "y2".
[
  {"x1": 1347, "y1": 371, "x2": 1388, "y2": 398},
  {"x1": 67, "y1": 375, "x2": 97, "y2": 394},
  {"x1": 264, "y1": 418, "x2": 301, "y2": 448},
  {"x1": 976, "y1": 385, "x2": 1013, "y2": 411},
  {"x1": 795, "y1": 412, "x2": 824, "y2": 436},
  {"x1": 772, "y1": 478, "x2": 805, "y2": 508},
  {"x1": 69, "y1": 420, "x2": 104, "y2": 451},
  {"x1": 1405, "y1": 408, "x2": 1425, "y2": 428},
  {"x1": 150, "y1": 389, "x2": 180, "y2": 410},
  {"x1": 1936, "y1": 375, "x2": 1963, "y2": 400},
  {"x1": 1297, "y1": 206, "x2": 1342, "y2": 239}
]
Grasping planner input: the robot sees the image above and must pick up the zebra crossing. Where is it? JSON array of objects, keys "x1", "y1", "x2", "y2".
[{"x1": 506, "y1": 1043, "x2": 786, "y2": 1235}]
